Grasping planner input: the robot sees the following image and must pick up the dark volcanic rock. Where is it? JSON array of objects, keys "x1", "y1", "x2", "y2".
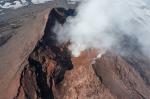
[{"x1": 15, "y1": 7, "x2": 74, "y2": 99}]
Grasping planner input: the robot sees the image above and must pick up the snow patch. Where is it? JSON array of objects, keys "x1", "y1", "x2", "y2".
[
  {"x1": 31, "y1": 0, "x2": 52, "y2": 4},
  {"x1": 0, "y1": 1, "x2": 25, "y2": 9},
  {"x1": 0, "y1": 0, "x2": 53, "y2": 9},
  {"x1": 67, "y1": 0, "x2": 80, "y2": 4}
]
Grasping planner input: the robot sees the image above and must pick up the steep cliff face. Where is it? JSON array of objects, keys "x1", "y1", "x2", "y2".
[
  {"x1": 0, "y1": 5, "x2": 52, "y2": 99},
  {"x1": 15, "y1": 42, "x2": 73, "y2": 99},
  {"x1": 15, "y1": 8, "x2": 74, "y2": 99}
]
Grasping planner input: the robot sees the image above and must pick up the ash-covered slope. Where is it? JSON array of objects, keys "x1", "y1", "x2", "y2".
[{"x1": 0, "y1": 0, "x2": 53, "y2": 9}]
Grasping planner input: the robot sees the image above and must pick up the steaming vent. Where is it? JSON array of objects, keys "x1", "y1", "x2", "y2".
[{"x1": 52, "y1": 0, "x2": 150, "y2": 59}]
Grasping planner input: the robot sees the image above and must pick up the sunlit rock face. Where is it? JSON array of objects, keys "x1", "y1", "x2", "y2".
[
  {"x1": 53, "y1": 50, "x2": 116, "y2": 99},
  {"x1": 0, "y1": 6, "x2": 49, "y2": 99},
  {"x1": 93, "y1": 52, "x2": 150, "y2": 99}
]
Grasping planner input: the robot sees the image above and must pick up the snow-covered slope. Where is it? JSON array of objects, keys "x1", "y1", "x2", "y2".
[
  {"x1": 0, "y1": 0, "x2": 80, "y2": 9},
  {"x1": 0, "y1": 0, "x2": 53, "y2": 9}
]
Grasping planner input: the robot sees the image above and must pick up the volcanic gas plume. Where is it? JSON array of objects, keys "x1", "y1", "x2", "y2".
[{"x1": 54, "y1": 0, "x2": 150, "y2": 58}]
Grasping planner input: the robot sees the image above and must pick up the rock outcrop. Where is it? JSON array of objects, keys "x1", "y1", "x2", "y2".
[
  {"x1": 14, "y1": 8, "x2": 75, "y2": 99},
  {"x1": 0, "y1": 5, "x2": 51, "y2": 99}
]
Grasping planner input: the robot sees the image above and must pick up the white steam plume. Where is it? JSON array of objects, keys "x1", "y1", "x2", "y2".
[{"x1": 55, "y1": 0, "x2": 150, "y2": 57}]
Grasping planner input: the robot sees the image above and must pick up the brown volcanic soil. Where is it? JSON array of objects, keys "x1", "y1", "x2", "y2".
[
  {"x1": 0, "y1": 2, "x2": 150, "y2": 99},
  {"x1": 93, "y1": 52, "x2": 150, "y2": 99},
  {"x1": 53, "y1": 50, "x2": 116, "y2": 99},
  {"x1": 52, "y1": 50, "x2": 150, "y2": 99}
]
